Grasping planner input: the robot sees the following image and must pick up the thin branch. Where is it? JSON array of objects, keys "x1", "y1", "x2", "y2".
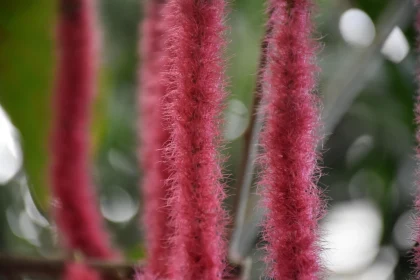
[
  {"x1": 229, "y1": 0, "x2": 414, "y2": 263},
  {"x1": 0, "y1": 254, "x2": 138, "y2": 280},
  {"x1": 0, "y1": 254, "x2": 242, "y2": 280},
  {"x1": 229, "y1": 14, "x2": 273, "y2": 265}
]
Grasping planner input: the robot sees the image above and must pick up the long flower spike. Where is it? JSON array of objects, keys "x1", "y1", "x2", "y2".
[
  {"x1": 162, "y1": 0, "x2": 228, "y2": 278},
  {"x1": 259, "y1": 0, "x2": 324, "y2": 279},
  {"x1": 51, "y1": 0, "x2": 116, "y2": 259},
  {"x1": 138, "y1": 0, "x2": 172, "y2": 278}
]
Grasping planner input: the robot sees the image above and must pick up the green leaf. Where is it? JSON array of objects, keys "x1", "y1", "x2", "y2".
[
  {"x1": 0, "y1": 2, "x2": 108, "y2": 212},
  {"x1": 125, "y1": 244, "x2": 146, "y2": 261},
  {"x1": 0, "y1": 2, "x2": 56, "y2": 211}
]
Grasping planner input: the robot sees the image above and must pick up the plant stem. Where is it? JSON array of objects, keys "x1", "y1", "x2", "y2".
[
  {"x1": 0, "y1": 254, "x2": 242, "y2": 279},
  {"x1": 229, "y1": 21, "x2": 271, "y2": 264},
  {"x1": 0, "y1": 254, "x2": 137, "y2": 280}
]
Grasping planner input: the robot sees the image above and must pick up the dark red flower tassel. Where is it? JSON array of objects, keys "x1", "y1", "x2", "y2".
[
  {"x1": 161, "y1": 0, "x2": 228, "y2": 278},
  {"x1": 258, "y1": 0, "x2": 324, "y2": 279},
  {"x1": 63, "y1": 263, "x2": 100, "y2": 280},
  {"x1": 50, "y1": 0, "x2": 116, "y2": 259},
  {"x1": 138, "y1": 0, "x2": 172, "y2": 278}
]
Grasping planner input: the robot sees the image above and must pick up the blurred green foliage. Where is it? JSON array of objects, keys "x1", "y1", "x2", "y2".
[{"x1": 0, "y1": 1, "x2": 55, "y2": 210}]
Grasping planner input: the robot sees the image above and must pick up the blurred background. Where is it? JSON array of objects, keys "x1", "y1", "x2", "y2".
[{"x1": 0, "y1": 0, "x2": 417, "y2": 279}]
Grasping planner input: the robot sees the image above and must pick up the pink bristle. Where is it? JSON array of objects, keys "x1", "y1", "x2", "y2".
[
  {"x1": 63, "y1": 263, "x2": 100, "y2": 280},
  {"x1": 50, "y1": 0, "x2": 116, "y2": 259},
  {"x1": 258, "y1": 0, "x2": 324, "y2": 279},
  {"x1": 138, "y1": 0, "x2": 172, "y2": 278},
  {"x1": 161, "y1": 0, "x2": 229, "y2": 278}
]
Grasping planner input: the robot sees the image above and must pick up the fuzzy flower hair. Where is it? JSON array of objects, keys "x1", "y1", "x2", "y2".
[
  {"x1": 138, "y1": 0, "x2": 172, "y2": 278},
  {"x1": 161, "y1": 0, "x2": 229, "y2": 278},
  {"x1": 50, "y1": 0, "x2": 116, "y2": 259},
  {"x1": 258, "y1": 0, "x2": 324, "y2": 279}
]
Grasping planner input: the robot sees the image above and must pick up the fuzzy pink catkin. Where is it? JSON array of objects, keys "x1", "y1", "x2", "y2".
[
  {"x1": 138, "y1": 0, "x2": 172, "y2": 278},
  {"x1": 259, "y1": 0, "x2": 324, "y2": 279},
  {"x1": 51, "y1": 0, "x2": 115, "y2": 259},
  {"x1": 162, "y1": 0, "x2": 228, "y2": 278},
  {"x1": 63, "y1": 263, "x2": 100, "y2": 280}
]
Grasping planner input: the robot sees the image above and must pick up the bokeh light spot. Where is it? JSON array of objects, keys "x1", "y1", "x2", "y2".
[
  {"x1": 339, "y1": 9, "x2": 375, "y2": 48},
  {"x1": 321, "y1": 200, "x2": 382, "y2": 274},
  {"x1": 100, "y1": 186, "x2": 138, "y2": 223},
  {"x1": 381, "y1": 27, "x2": 409, "y2": 63},
  {"x1": 0, "y1": 105, "x2": 22, "y2": 184},
  {"x1": 224, "y1": 99, "x2": 249, "y2": 141}
]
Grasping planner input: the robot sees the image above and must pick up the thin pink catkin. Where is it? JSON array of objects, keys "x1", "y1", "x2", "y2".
[
  {"x1": 259, "y1": 0, "x2": 324, "y2": 279},
  {"x1": 138, "y1": 0, "x2": 172, "y2": 278},
  {"x1": 63, "y1": 263, "x2": 100, "y2": 280},
  {"x1": 162, "y1": 0, "x2": 228, "y2": 278},
  {"x1": 51, "y1": 0, "x2": 116, "y2": 259}
]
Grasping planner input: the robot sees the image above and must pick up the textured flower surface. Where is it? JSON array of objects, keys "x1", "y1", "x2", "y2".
[
  {"x1": 64, "y1": 263, "x2": 100, "y2": 280},
  {"x1": 161, "y1": 0, "x2": 229, "y2": 279},
  {"x1": 259, "y1": 0, "x2": 324, "y2": 279},
  {"x1": 51, "y1": 0, "x2": 115, "y2": 259},
  {"x1": 138, "y1": 0, "x2": 172, "y2": 278}
]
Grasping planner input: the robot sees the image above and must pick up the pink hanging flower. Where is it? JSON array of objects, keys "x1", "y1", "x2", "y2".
[
  {"x1": 259, "y1": 0, "x2": 324, "y2": 279},
  {"x1": 51, "y1": 0, "x2": 116, "y2": 259},
  {"x1": 138, "y1": 0, "x2": 172, "y2": 277},
  {"x1": 63, "y1": 263, "x2": 100, "y2": 280},
  {"x1": 161, "y1": 0, "x2": 228, "y2": 278}
]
